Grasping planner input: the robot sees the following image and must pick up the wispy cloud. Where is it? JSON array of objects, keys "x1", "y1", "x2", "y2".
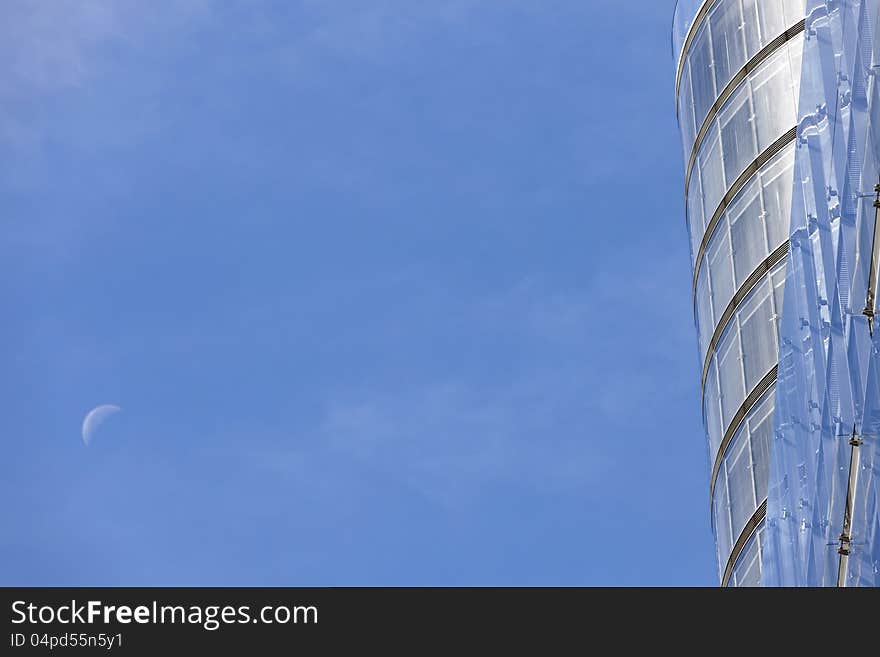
[
  {"x1": 317, "y1": 376, "x2": 610, "y2": 505},
  {"x1": 247, "y1": 251, "x2": 694, "y2": 507},
  {"x1": 0, "y1": 0, "x2": 210, "y2": 160},
  {"x1": 1, "y1": 1, "x2": 120, "y2": 93}
]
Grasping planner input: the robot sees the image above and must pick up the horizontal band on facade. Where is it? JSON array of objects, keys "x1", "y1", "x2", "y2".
[
  {"x1": 674, "y1": 0, "x2": 715, "y2": 101},
  {"x1": 683, "y1": 20, "x2": 806, "y2": 201},
  {"x1": 692, "y1": 127, "x2": 797, "y2": 301},
  {"x1": 700, "y1": 241, "x2": 789, "y2": 392},
  {"x1": 709, "y1": 365, "x2": 778, "y2": 505},
  {"x1": 722, "y1": 498, "x2": 767, "y2": 587}
]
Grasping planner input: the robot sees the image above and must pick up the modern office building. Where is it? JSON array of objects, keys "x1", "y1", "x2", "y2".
[{"x1": 673, "y1": 0, "x2": 880, "y2": 586}]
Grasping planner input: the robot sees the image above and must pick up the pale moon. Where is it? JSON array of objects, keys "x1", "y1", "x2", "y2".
[{"x1": 81, "y1": 404, "x2": 122, "y2": 446}]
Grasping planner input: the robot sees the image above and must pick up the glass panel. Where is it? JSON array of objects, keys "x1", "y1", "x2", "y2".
[
  {"x1": 757, "y1": 0, "x2": 786, "y2": 44},
  {"x1": 689, "y1": 37, "x2": 803, "y2": 292},
  {"x1": 704, "y1": 360, "x2": 724, "y2": 460},
  {"x1": 782, "y1": 0, "x2": 806, "y2": 23},
  {"x1": 690, "y1": 22, "x2": 718, "y2": 140},
  {"x1": 738, "y1": 276, "x2": 776, "y2": 391},
  {"x1": 730, "y1": 527, "x2": 762, "y2": 587},
  {"x1": 713, "y1": 464, "x2": 733, "y2": 575},
  {"x1": 712, "y1": 383, "x2": 776, "y2": 581},
  {"x1": 719, "y1": 81, "x2": 757, "y2": 184},
  {"x1": 748, "y1": 386, "x2": 775, "y2": 503},
  {"x1": 751, "y1": 42, "x2": 799, "y2": 152},
  {"x1": 679, "y1": 61, "x2": 697, "y2": 163},
  {"x1": 770, "y1": 258, "x2": 787, "y2": 336},
  {"x1": 727, "y1": 425, "x2": 757, "y2": 539},
  {"x1": 728, "y1": 174, "x2": 768, "y2": 287},
  {"x1": 707, "y1": 222, "x2": 735, "y2": 319},
  {"x1": 716, "y1": 322, "x2": 745, "y2": 428},
  {"x1": 673, "y1": 0, "x2": 707, "y2": 64},
  {"x1": 710, "y1": 0, "x2": 747, "y2": 94},
  {"x1": 787, "y1": 34, "x2": 805, "y2": 102},
  {"x1": 760, "y1": 143, "x2": 796, "y2": 249},
  {"x1": 696, "y1": 264, "x2": 714, "y2": 361},
  {"x1": 688, "y1": 163, "x2": 707, "y2": 263},
  {"x1": 699, "y1": 125, "x2": 726, "y2": 223},
  {"x1": 741, "y1": 0, "x2": 764, "y2": 57}
]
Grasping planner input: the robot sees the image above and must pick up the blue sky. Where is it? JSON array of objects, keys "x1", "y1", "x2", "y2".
[{"x1": 0, "y1": 0, "x2": 715, "y2": 585}]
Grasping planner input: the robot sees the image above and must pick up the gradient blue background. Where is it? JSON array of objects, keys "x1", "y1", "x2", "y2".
[{"x1": 0, "y1": 0, "x2": 714, "y2": 585}]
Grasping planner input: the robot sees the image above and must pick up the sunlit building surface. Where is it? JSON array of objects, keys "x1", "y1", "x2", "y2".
[{"x1": 673, "y1": 0, "x2": 880, "y2": 586}]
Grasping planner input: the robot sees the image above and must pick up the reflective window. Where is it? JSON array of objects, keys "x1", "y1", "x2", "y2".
[
  {"x1": 717, "y1": 321, "x2": 745, "y2": 427},
  {"x1": 756, "y1": 1, "x2": 786, "y2": 48},
  {"x1": 713, "y1": 464, "x2": 733, "y2": 579},
  {"x1": 707, "y1": 222, "x2": 735, "y2": 321},
  {"x1": 751, "y1": 40, "x2": 802, "y2": 151},
  {"x1": 771, "y1": 262, "x2": 786, "y2": 336},
  {"x1": 782, "y1": 0, "x2": 806, "y2": 23},
  {"x1": 741, "y1": 0, "x2": 764, "y2": 54},
  {"x1": 678, "y1": 0, "x2": 805, "y2": 155},
  {"x1": 689, "y1": 22, "x2": 717, "y2": 137},
  {"x1": 727, "y1": 425, "x2": 757, "y2": 540},
  {"x1": 687, "y1": 36, "x2": 801, "y2": 252},
  {"x1": 696, "y1": 265, "x2": 714, "y2": 360},
  {"x1": 699, "y1": 125, "x2": 727, "y2": 225},
  {"x1": 679, "y1": 61, "x2": 697, "y2": 166},
  {"x1": 728, "y1": 522, "x2": 764, "y2": 587},
  {"x1": 701, "y1": 260, "x2": 786, "y2": 462},
  {"x1": 760, "y1": 145, "x2": 796, "y2": 248},
  {"x1": 712, "y1": 384, "x2": 775, "y2": 576},
  {"x1": 693, "y1": 144, "x2": 794, "y2": 366},
  {"x1": 738, "y1": 277, "x2": 777, "y2": 391},
  {"x1": 704, "y1": 359, "x2": 724, "y2": 460},
  {"x1": 748, "y1": 391, "x2": 774, "y2": 503},
  {"x1": 728, "y1": 175, "x2": 767, "y2": 283},
  {"x1": 677, "y1": 0, "x2": 806, "y2": 588},
  {"x1": 688, "y1": 164, "x2": 707, "y2": 264},
  {"x1": 710, "y1": 0, "x2": 747, "y2": 89},
  {"x1": 719, "y1": 81, "x2": 757, "y2": 183}
]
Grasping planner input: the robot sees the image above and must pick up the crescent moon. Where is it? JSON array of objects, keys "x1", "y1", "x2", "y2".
[{"x1": 81, "y1": 404, "x2": 122, "y2": 446}]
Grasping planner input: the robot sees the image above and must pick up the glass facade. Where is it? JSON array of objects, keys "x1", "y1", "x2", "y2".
[{"x1": 674, "y1": 0, "x2": 880, "y2": 586}]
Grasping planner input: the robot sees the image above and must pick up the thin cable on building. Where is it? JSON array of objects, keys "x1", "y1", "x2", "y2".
[
  {"x1": 836, "y1": 426, "x2": 863, "y2": 588},
  {"x1": 862, "y1": 182, "x2": 880, "y2": 336}
]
